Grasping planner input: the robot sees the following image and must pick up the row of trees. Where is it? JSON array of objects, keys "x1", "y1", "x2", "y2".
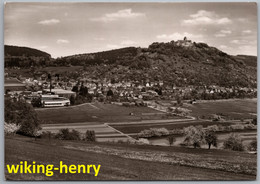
[
  {"x1": 183, "y1": 125, "x2": 257, "y2": 151},
  {"x1": 183, "y1": 126, "x2": 217, "y2": 149},
  {"x1": 53, "y1": 128, "x2": 96, "y2": 142},
  {"x1": 137, "y1": 124, "x2": 256, "y2": 151}
]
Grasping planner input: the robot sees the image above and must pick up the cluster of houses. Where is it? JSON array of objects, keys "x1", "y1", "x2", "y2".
[{"x1": 5, "y1": 72, "x2": 257, "y2": 108}]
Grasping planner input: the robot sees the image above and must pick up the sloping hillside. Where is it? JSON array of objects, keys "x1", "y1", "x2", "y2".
[
  {"x1": 5, "y1": 45, "x2": 51, "y2": 58},
  {"x1": 4, "y1": 40, "x2": 257, "y2": 88},
  {"x1": 233, "y1": 55, "x2": 257, "y2": 67},
  {"x1": 53, "y1": 40, "x2": 256, "y2": 88},
  {"x1": 54, "y1": 40, "x2": 256, "y2": 68},
  {"x1": 4, "y1": 45, "x2": 52, "y2": 68}
]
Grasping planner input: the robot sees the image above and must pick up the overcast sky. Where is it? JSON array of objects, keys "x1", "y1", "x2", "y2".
[{"x1": 4, "y1": 2, "x2": 257, "y2": 58}]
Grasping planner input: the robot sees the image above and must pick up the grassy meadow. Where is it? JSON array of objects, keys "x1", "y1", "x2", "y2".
[
  {"x1": 36, "y1": 102, "x2": 174, "y2": 124},
  {"x1": 185, "y1": 98, "x2": 257, "y2": 120},
  {"x1": 5, "y1": 135, "x2": 256, "y2": 180}
]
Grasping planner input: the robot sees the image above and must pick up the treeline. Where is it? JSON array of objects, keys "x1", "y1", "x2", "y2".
[
  {"x1": 5, "y1": 56, "x2": 52, "y2": 68},
  {"x1": 137, "y1": 123, "x2": 257, "y2": 151},
  {"x1": 54, "y1": 47, "x2": 138, "y2": 66}
]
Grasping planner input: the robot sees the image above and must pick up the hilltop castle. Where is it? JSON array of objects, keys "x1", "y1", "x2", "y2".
[{"x1": 176, "y1": 37, "x2": 193, "y2": 47}]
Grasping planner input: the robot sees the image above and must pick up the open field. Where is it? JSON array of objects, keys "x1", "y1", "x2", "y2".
[
  {"x1": 37, "y1": 103, "x2": 189, "y2": 142},
  {"x1": 37, "y1": 99, "x2": 257, "y2": 142},
  {"x1": 185, "y1": 98, "x2": 257, "y2": 120},
  {"x1": 36, "y1": 102, "x2": 174, "y2": 124},
  {"x1": 5, "y1": 135, "x2": 256, "y2": 180}
]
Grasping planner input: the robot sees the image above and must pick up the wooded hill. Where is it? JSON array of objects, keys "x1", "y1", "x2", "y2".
[
  {"x1": 5, "y1": 45, "x2": 51, "y2": 58},
  {"x1": 4, "y1": 40, "x2": 257, "y2": 88}
]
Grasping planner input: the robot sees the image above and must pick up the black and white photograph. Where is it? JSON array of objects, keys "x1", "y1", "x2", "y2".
[{"x1": 4, "y1": 2, "x2": 257, "y2": 181}]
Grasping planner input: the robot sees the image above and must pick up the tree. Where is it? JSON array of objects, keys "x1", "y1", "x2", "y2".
[
  {"x1": 249, "y1": 140, "x2": 257, "y2": 151},
  {"x1": 183, "y1": 126, "x2": 204, "y2": 148},
  {"x1": 72, "y1": 85, "x2": 79, "y2": 93},
  {"x1": 168, "y1": 136, "x2": 176, "y2": 146},
  {"x1": 85, "y1": 130, "x2": 96, "y2": 142},
  {"x1": 204, "y1": 130, "x2": 217, "y2": 149},
  {"x1": 31, "y1": 97, "x2": 42, "y2": 107},
  {"x1": 55, "y1": 74, "x2": 60, "y2": 81},
  {"x1": 5, "y1": 89, "x2": 11, "y2": 95},
  {"x1": 56, "y1": 128, "x2": 80, "y2": 140},
  {"x1": 107, "y1": 89, "x2": 114, "y2": 97},
  {"x1": 223, "y1": 133, "x2": 244, "y2": 151},
  {"x1": 79, "y1": 85, "x2": 88, "y2": 97},
  {"x1": 5, "y1": 99, "x2": 41, "y2": 136},
  {"x1": 155, "y1": 88, "x2": 163, "y2": 96},
  {"x1": 70, "y1": 95, "x2": 75, "y2": 105},
  {"x1": 252, "y1": 117, "x2": 257, "y2": 125},
  {"x1": 176, "y1": 95, "x2": 183, "y2": 106}
]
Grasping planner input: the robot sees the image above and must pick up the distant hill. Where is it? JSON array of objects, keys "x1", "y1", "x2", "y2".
[
  {"x1": 4, "y1": 40, "x2": 257, "y2": 88},
  {"x1": 4, "y1": 45, "x2": 52, "y2": 68},
  {"x1": 55, "y1": 47, "x2": 138, "y2": 66},
  {"x1": 52, "y1": 39, "x2": 256, "y2": 88},
  {"x1": 5, "y1": 45, "x2": 51, "y2": 58},
  {"x1": 55, "y1": 40, "x2": 256, "y2": 68}
]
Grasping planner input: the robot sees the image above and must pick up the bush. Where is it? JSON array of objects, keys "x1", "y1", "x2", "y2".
[
  {"x1": 244, "y1": 123, "x2": 256, "y2": 129},
  {"x1": 55, "y1": 128, "x2": 81, "y2": 140},
  {"x1": 251, "y1": 118, "x2": 257, "y2": 125},
  {"x1": 169, "y1": 128, "x2": 183, "y2": 135},
  {"x1": 137, "y1": 128, "x2": 169, "y2": 138},
  {"x1": 5, "y1": 99, "x2": 41, "y2": 136},
  {"x1": 152, "y1": 128, "x2": 169, "y2": 137},
  {"x1": 74, "y1": 95, "x2": 93, "y2": 105},
  {"x1": 122, "y1": 102, "x2": 130, "y2": 107},
  {"x1": 206, "y1": 125, "x2": 219, "y2": 132},
  {"x1": 230, "y1": 124, "x2": 244, "y2": 130},
  {"x1": 174, "y1": 107, "x2": 191, "y2": 116},
  {"x1": 31, "y1": 97, "x2": 42, "y2": 107},
  {"x1": 223, "y1": 133, "x2": 244, "y2": 151},
  {"x1": 137, "y1": 138, "x2": 150, "y2": 144},
  {"x1": 40, "y1": 131, "x2": 54, "y2": 140},
  {"x1": 248, "y1": 140, "x2": 257, "y2": 151},
  {"x1": 85, "y1": 130, "x2": 96, "y2": 142},
  {"x1": 4, "y1": 122, "x2": 21, "y2": 135}
]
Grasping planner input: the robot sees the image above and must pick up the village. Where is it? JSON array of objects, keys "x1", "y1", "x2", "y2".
[{"x1": 4, "y1": 68, "x2": 257, "y2": 108}]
